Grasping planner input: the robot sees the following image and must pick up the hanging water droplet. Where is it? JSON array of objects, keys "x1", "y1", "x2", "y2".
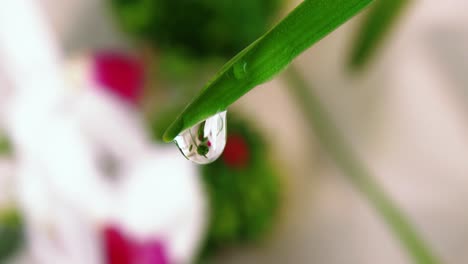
[
  {"x1": 232, "y1": 61, "x2": 248, "y2": 79},
  {"x1": 174, "y1": 111, "x2": 227, "y2": 164}
]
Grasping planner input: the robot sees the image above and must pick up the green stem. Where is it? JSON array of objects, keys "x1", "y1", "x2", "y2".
[
  {"x1": 0, "y1": 135, "x2": 11, "y2": 155},
  {"x1": 284, "y1": 66, "x2": 440, "y2": 264},
  {"x1": 349, "y1": 0, "x2": 411, "y2": 70}
]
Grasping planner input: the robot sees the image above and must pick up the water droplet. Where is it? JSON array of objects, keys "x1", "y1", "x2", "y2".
[
  {"x1": 232, "y1": 61, "x2": 248, "y2": 79},
  {"x1": 174, "y1": 111, "x2": 227, "y2": 164}
]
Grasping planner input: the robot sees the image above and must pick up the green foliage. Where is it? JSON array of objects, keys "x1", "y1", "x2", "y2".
[
  {"x1": 0, "y1": 209, "x2": 23, "y2": 262},
  {"x1": 199, "y1": 115, "x2": 280, "y2": 259},
  {"x1": 163, "y1": 0, "x2": 373, "y2": 142},
  {"x1": 0, "y1": 135, "x2": 11, "y2": 155},
  {"x1": 349, "y1": 0, "x2": 410, "y2": 70},
  {"x1": 111, "y1": 0, "x2": 280, "y2": 58}
]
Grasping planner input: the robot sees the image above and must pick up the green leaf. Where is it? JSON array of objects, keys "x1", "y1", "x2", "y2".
[
  {"x1": 348, "y1": 0, "x2": 411, "y2": 70},
  {"x1": 163, "y1": 0, "x2": 373, "y2": 142}
]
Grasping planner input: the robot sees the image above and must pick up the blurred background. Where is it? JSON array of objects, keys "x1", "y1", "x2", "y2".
[{"x1": 1, "y1": 0, "x2": 468, "y2": 263}]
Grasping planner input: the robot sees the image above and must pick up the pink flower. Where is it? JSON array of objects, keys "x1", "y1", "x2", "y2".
[
  {"x1": 103, "y1": 226, "x2": 131, "y2": 264},
  {"x1": 93, "y1": 52, "x2": 144, "y2": 106},
  {"x1": 103, "y1": 225, "x2": 168, "y2": 264}
]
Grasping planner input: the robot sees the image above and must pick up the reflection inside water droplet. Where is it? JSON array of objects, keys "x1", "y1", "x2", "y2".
[{"x1": 174, "y1": 111, "x2": 227, "y2": 164}]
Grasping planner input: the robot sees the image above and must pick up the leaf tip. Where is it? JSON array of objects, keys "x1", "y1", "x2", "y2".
[{"x1": 162, "y1": 117, "x2": 184, "y2": 143}]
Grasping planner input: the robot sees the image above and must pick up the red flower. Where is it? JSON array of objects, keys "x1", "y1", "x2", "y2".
[{"x1": 222, "y1": 134, "x2": 250, "y2": 168}]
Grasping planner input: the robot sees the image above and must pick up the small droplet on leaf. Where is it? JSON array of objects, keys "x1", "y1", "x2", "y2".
[{"x1": 232, "y1": 61, "x2": 248, "y2": 80}]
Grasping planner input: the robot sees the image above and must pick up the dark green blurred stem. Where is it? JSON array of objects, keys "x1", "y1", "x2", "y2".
[
  {"x1": 284, "y1": 66, "x2": 439, "y2": 264},
  {"x1": 349, "y1": 0, "x2": 410, "y2": 71},
  {"x1": 0, "y1": 136, "x2": 11, "y2": 155},
  {"x1": 0, "y1": 209, "x2": 23, "y2": 262}
]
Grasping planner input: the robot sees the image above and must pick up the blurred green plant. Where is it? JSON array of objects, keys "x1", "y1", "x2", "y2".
[
  {"x1": 349, "y1": 0, "x2": 411, "y2": 70},
  {"x1": 163, "y1": 0, "x2": 373, "y2": 142},
  {"x1": 0, "y1": 135, "x2": 11, "y2": 155},
  {"x1": 111, "y1": 0, "x2": 280, "y2": 58},
  {"x1": 199, "y1": 115, "x2": 281, "y2": 259},
  {"x1": 0, "y1": 209, "x2": 23, "y2": 262}
]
